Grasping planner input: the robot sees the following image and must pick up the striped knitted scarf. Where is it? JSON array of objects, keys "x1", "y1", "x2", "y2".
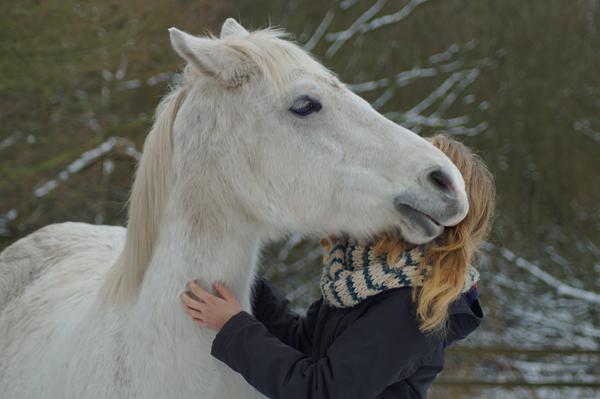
[{"x1": 320, "y1": 236, "x2": 480, "y2": 308}]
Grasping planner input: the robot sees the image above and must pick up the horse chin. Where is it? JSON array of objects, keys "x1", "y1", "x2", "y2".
[
  {"x1": 400, "y1": 227, "x2": 444, "y2": 245},
  {"x1": 396, "y1": 211, "x2": 445, "y2": 245}
]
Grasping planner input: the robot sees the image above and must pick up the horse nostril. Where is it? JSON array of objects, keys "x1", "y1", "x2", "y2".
[{"x1": 429, "y1": 169, "x2": 456, "y2": 196}]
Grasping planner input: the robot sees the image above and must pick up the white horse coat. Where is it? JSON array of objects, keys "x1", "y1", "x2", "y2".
[{"x1": 0, "y1": 19, "x2": 468, "y2": 399}]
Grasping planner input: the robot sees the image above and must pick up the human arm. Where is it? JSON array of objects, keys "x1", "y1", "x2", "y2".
[
  {"x1": 181, "y1": 279, "x2": 319, "y2": 353},
  {"x1": 381, "y1": 349, "x2": 444, "y2": 398},
  {"x1": 251, "y1": 277, "x2": 320, "y2": 353},
  {"x1": 445, "y1": 285, "x2": 484, "y2": 348},
  {"x1": 210, "y1": 289, "x2": 441, "y2": 399},
  {"x1": 378, "y1": 288, "x2": 483, "y2": 398}
]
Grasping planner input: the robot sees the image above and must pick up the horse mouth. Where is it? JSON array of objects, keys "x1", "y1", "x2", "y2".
[{"x1": 394, "y1": 203, "x2": 442, "y2": 238}]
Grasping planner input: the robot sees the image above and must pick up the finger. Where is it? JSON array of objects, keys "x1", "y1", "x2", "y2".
[
  {"x1": 180, "y1": 291, "x2": 204, "y2": 311},
  {"x1": 187, "y1": 280, "x2": 213, "y2": 302},
  {"x1": 213, "y1": 282, "x2": 236, "y2": 302},
  {"x1": 184, "y1": 306, "x2": 204, "y2": 320},
  {"x1": 194, "y1": 318, "x2": 207, "y2": 328}
]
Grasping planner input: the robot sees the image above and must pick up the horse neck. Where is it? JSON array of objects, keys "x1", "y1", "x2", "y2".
[
  {"x1": 131, "y1": 190, "x2": 265, "y2": 323},
  {"x1": 107, "y1": 196, "x2": 265, "y2": 382}
]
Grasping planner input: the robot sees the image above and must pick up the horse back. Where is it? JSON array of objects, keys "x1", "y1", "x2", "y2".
[
  {"x1": 0, "y1": 222, "x2": 124, "y2": 313},
  {"x1": 0, "y1": 222, "x2": 125, "y2": 397}
]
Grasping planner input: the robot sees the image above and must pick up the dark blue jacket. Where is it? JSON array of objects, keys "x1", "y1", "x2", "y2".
[{"x1": 211, "y1": 278, "x2": 483, "y2": 399}]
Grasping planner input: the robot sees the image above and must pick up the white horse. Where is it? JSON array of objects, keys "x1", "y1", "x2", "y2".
[{"x1": 0, "y1": 19, "x2": 468, "y2": 399}]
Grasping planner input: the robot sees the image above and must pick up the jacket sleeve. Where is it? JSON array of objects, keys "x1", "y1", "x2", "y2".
[
  {"x1": 251, "y1": 277, "x2": 320, "y2": 354},
  {"x1": 444, "y1": 292, "x2": 484, "y2": 348},
  {"x1": 211, "y1": 289, "x2": 441, "y2": 399},
  {"x1": 382, "y1": 348, "x2": 444, "y2": 398}
]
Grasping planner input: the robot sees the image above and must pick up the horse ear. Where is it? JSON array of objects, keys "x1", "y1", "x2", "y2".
[
  {"x1": 220, "y1": 18, "x2": 248, "y2": 38},
  {"x1": 169, "y1": 27, "x2": 250, "y2": 87}
]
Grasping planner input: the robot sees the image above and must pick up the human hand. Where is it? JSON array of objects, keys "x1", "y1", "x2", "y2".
[{"x1": 180, "y1": 281, "x2": 242, "y2": 332}]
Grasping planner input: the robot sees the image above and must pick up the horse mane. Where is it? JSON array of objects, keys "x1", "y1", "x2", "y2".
[
  {"x1": 100, "y1": 85, "x2": 188, "y2": 305},
  {"x1": 100, "y1": 27, "x2": 335, "y2": 305}
]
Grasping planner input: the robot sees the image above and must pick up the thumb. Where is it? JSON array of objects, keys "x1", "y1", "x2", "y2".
[{"x1": 214, "y1": 282, "x2": 236, "y2": 302}]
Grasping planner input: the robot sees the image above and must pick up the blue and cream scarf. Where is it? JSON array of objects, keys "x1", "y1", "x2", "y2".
[{"x1": 320, "y1": 236, "x2": 479, "y2": 308}]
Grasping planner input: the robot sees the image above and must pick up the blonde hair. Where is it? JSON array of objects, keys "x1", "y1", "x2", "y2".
[{"x1": 371, "y1": 133, "x2": 495, "y2": 332}]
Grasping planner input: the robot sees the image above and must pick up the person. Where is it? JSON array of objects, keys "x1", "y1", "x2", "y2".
[{"x1": 180, "y1": 133, "x2": 495, "y2": 398}]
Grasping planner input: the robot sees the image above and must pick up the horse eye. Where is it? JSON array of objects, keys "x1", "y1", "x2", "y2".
[{"x1": 289, "y1": 95, "x2": 322, "y2": 117}]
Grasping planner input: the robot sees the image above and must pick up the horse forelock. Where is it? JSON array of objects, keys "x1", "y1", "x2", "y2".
[{"x1": 184, "y1": 26, "x2": 338, "y2": 91}]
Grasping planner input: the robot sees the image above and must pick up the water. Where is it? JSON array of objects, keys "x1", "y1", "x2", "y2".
[{"x1": 1, "y1": 1, "x2": 599, "y2": 397}]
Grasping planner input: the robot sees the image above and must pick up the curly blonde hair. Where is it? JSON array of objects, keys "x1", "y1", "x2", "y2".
[{"x1": 371, "y1": 133, "x2": 495, "y2": 332}]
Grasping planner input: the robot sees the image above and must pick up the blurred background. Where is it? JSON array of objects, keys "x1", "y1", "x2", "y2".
[{"x1": 1, "y1": 1, "x2": 599, "y2": 398}]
